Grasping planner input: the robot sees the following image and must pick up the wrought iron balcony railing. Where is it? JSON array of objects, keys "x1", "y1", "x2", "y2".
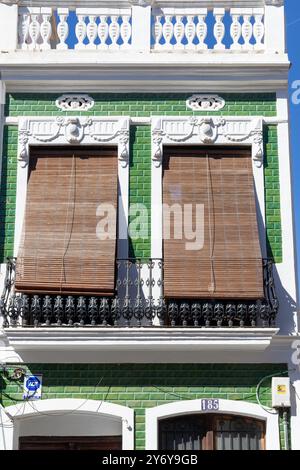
[{"x1": 0, "y1": 257, "x2": 278, "y2": 328}]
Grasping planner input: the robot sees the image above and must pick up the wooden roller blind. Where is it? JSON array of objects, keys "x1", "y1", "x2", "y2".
[
  {"x1": 15, "y1": 146, "x2": 118, "y2": 295},
  {"x1": 163, "y1": 147, "x2": 263, "y2": 299}
]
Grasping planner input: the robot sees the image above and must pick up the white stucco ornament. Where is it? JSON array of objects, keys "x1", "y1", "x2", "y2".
[
  {"x1": 17, "y1": 116, "x2": 130, "y2": 167},
  {"x1": 151, "y1": 116, "x2": 264, "y2": 168},
  {"x1": 55, "y1": 94, "x2": 95, "y2": 111},
  {"x1": 186, "y1": 94, "x2": 226, "y2": 112}
]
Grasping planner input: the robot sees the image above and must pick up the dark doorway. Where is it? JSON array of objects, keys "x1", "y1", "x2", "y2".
[
  {"x1": 159, "y1": 414, "x2": 265, "y2": 450},
  {"x1": 19, "y1": 435, "x2": 122, "y2": 450}
]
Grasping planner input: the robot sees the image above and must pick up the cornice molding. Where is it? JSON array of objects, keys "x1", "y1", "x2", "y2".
[
  {"x1": 0, "y1": 54, "x2": 290, "y2": 92},
  {"x1": 13, "y1": 1, "x2": 283, "y2": 6},
  {"x1": 3, "y1": 328, "x2": 279, "y2": 352}
]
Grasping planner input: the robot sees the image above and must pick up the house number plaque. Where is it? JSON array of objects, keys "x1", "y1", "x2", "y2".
[{"x1": 201, "y1": 399, "x2": 220, "y2": 411}]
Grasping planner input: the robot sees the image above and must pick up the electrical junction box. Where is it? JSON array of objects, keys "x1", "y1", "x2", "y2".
[{"x1": 272, "y1": 377, "x2": 291, "y2": 408}]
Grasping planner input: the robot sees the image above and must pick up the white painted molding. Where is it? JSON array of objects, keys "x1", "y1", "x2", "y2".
[
  {"x1": 17, "y1": 116, "x2": 130, "y2": 167},
  {"x1": 151, "y1": 116, "x2": 264, "y2": 168},
  {"x1": 145, "y1": 399, "x2": 280, "y2": 450},
  {"x1": 0, "y1": 55, "x2": 290, "y2": 93},
  {"x1": 4, "y1": 116, "x2": 288, "y2": 127},
  {"x1": 151, "y1": 115, "x2": 267, "y2": 259},
  {"x1": 186, "y1": 94, "x2": 225, "y2": 112},
  {"x1": 0, "y1": 399, "x2": 134, "y2": 450},
  {"x1": 3, "y1": 328, "x2": 279, "y2": 351},
  {"x1": 55, "y1": 94, "x2": 95, "y2": 111},
  {"x1": 14, "y1": 116, "x2": 130, "y2": 258}
]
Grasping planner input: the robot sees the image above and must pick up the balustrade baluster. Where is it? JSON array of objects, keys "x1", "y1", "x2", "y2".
[
  {"x1": 196, "y1": 10, "x2": 208, "y2": 51},
  {"x1": 230, "y1": 9, "x2": 242, "y2": 51},
  {"x1": 98, "y1": 15, "x2": 109, "y2": 50},
  {"x1": 173, "y1": 15, "x2": 184, "y2": 50},
  {"x1": 28, "y1": 9, "x2": 41, "y2": 51},
  {"x1": 40, "y1": 8, "x2": 52, "y2": 50},
  {"x1": 86, "y1": 14, "x2": 98, "y2": 49},
  {"x1": 253, "y1": 9, "x2": 265, "y2": 51},
  {"x1": 153, "y1": 14, "x2": 163, "y2": 50},
  {"x1": 75, "y1": 13, "x2": 87, "y2": 50},
  {"x1": 242, "y1": 9, "x2": 253, "y2": 51},
  {"x1": 18, "y1": 9, "x2": 30, "y2": 50},
  {"x1": 185, "y1": 14, "x2": 196, "y2": 51},
  {"x1": 120, "y1": 14, "x2": 131, "y2": 49},
  {"x1": 213, "y1": 8, "x2": 225, "y2": 50},
  {"x1": 162, "y1": 14, "x2": 174, "y2": 50},
  {"x1": 109, "y1": 15, "x2": 120, "y2": 50},
  {"x1": 57, "y1": 8, "x2": 69, "y2": 50}
]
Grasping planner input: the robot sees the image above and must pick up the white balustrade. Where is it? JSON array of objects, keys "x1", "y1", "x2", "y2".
[
  {"x1": 17, "y1": 4, "x2": 266, "y2": 54},
  {"x1": 56, "y1": 8, "x2": 69, "y2": 50},
  {"x1": 152, "y1": 7, "x2": 265, "y2": 53},
  {"x1": 18, "y1": 7, "x2": 53, "y2": 51},
  {"x1": 74, "y1": 8, "x2": 132, "y2": 50},
  {"x1": 18, "y1": 7, "x2": 132, "y2": 51}
]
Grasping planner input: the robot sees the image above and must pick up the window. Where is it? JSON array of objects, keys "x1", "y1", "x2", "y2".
[
  {"x1": 162, "y1": 147, "x2": 263, "y2": 299},
  {"x1": 15, "y1": 146, "x2": 118, "y2": 295},
  {"x1": 159, "y1": 414, "x2": 265, "y2": 450}
]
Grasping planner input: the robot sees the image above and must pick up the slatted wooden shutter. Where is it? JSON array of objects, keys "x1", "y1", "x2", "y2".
[
  {"x1": 15, "y1": 146, "x2": 118, "y2": 295},
  {"x1": 163, "y1": 147, "x2": 263, "y2": 299}
]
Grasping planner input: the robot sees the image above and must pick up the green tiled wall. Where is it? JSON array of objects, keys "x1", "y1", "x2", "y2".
[
  {"x1": 4, "y1": 93, "x2": 277, "y2": 118},
  {"x1": 264, "y1": 125, "x2": 282, "y2": 262},
  {"x1": 0, "y1": 93, "x2": 281, "y2": 261},
  {"x1": 129, "y1": 126, "x2": 151, "y2": 259},
  {"x1": 1, "y1": 363, "x2": 288, "y2": 450},
  {"x1": 0, "y1": 126, "x2": 18, "y2": 262}
]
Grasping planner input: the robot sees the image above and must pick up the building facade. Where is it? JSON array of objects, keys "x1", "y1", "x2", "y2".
[{"x1": 0, "y1": 0, "x2": 299, "y2": 451}]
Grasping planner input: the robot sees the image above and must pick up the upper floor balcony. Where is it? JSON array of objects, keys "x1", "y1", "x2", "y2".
[
  {"x1": 0, "y1": 257, "x2": 278, "y2": 329},
  {"x1": 0, "y1": 0, "x2": 289, "y2": 92}
]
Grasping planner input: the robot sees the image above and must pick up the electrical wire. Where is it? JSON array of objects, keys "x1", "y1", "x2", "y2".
[
  {"x1": 1, "y1": 370, "x2": 127, "y2": 426},
  {"x1": 3, "y1": 375, "x2": 109, "y2": 420},
  {"x1": 152, "y1": 384, "x2": 266, "y2": 403},
  {"x1": 1, "y1": 367, "x2": 299, "y2": 426}
]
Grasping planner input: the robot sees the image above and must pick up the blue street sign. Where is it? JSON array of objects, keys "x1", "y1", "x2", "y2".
[
  {"x1": 23, "y1": 374, "x2": 43, "y2": 400},
  {"x1": 26, "y1": 376, "x2": 41, "y2": 391}
]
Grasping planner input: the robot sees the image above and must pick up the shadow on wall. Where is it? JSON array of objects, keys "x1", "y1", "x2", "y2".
[{"x1": 263, "y1": 126, "x2": 297, "y2": 334}]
